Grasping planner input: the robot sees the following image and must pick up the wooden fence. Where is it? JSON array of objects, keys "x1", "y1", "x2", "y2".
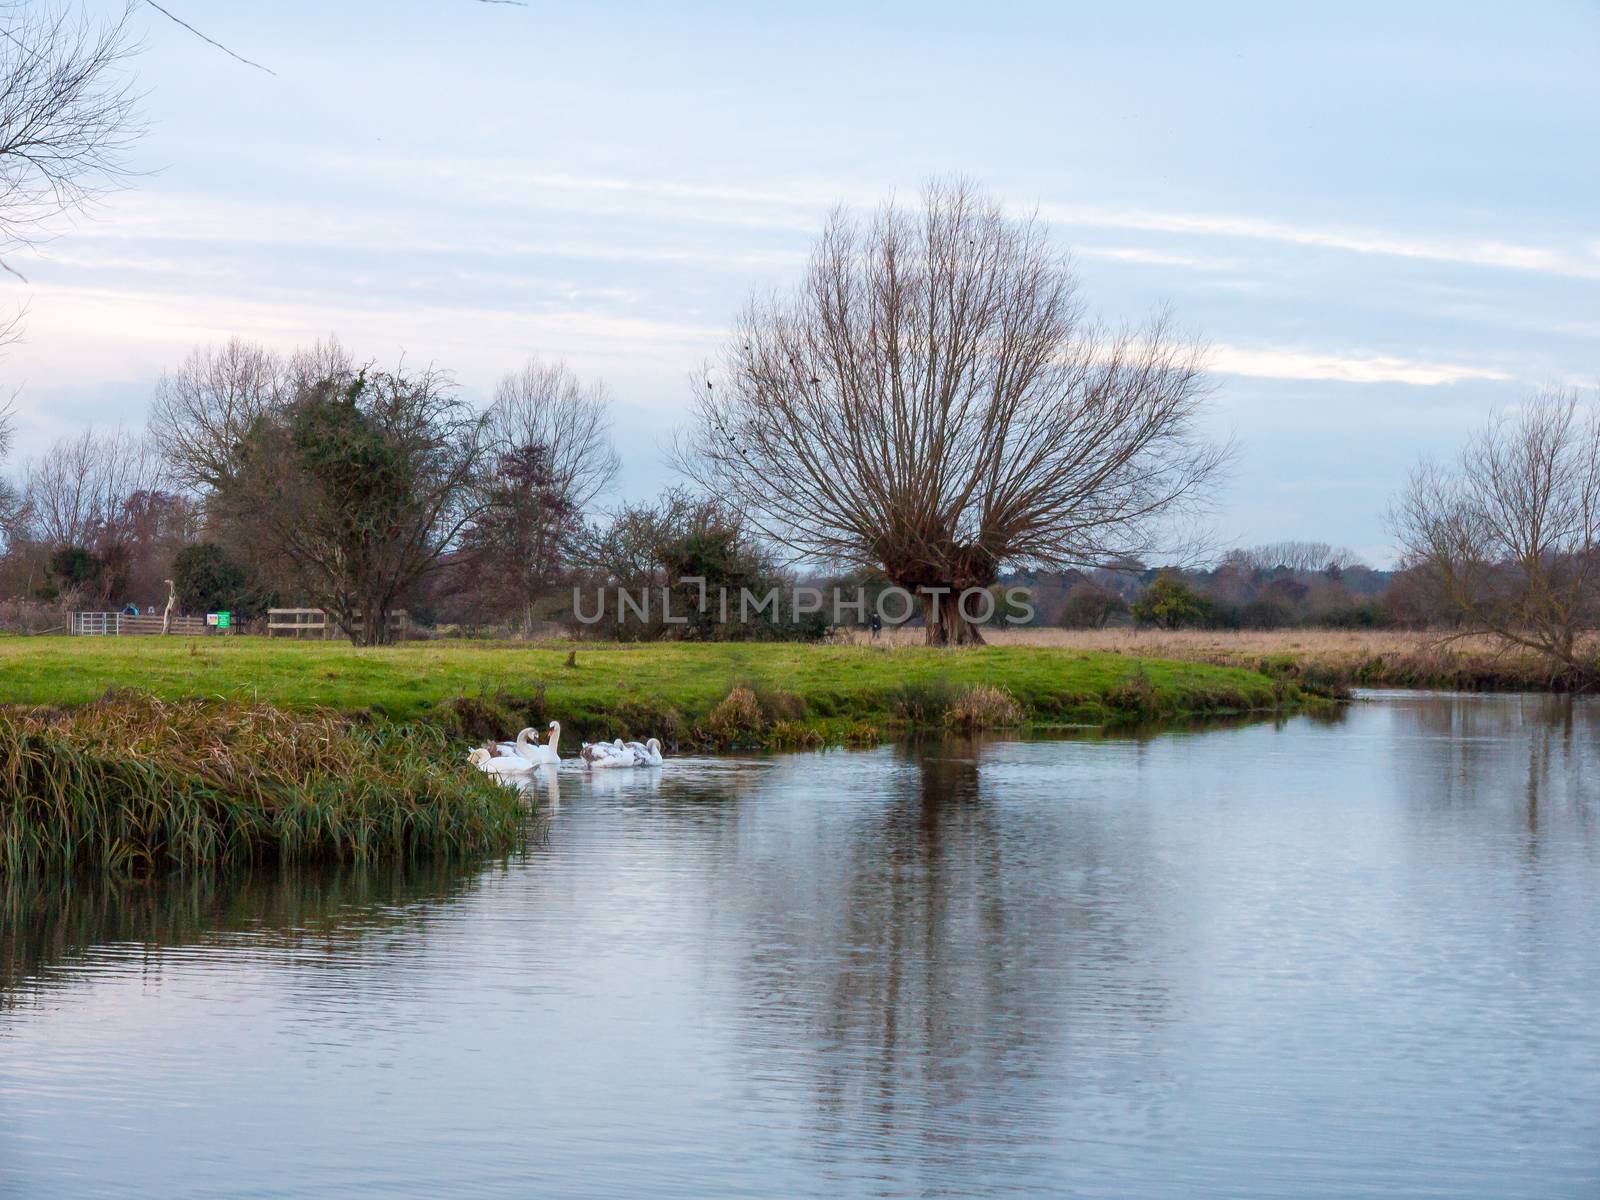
[
  {"x1": 71, "y1": 612, "x2": 211, "y2": 637},
  {"x1": 267, "y1": 608, "x2": 408, "y2": 640}
]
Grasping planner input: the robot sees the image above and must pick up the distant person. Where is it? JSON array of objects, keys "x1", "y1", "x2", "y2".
[
  {"x1": 121, "y1": 603, "x2": 138, "y2": 617},
  {"x1": 869, "y1": 612, "x2": 882, "y2": 640}
]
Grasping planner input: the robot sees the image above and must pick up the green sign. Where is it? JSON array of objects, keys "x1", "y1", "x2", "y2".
[{"x1": 217, "y1": 612, "x2": 231, "y2": 629}]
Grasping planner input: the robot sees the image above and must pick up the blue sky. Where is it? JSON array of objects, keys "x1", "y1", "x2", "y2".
[{"x1": 5, "y1": 0, "x2": 1597, "y2": 564}]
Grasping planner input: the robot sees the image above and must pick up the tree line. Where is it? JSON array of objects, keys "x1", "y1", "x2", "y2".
[
  {"x1": 1036, "y1": 538, "x2": 1478, "y2": 632},
  {"x1": 0, "y1": 181, "x2": 1232, "y2": 644}
]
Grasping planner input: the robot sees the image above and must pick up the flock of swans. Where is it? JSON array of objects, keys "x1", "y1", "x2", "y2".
[{"x1": 466, "y1": 720, "x2": 665, "y2": 779}]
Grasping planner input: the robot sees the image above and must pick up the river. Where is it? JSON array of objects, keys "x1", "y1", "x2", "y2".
[{"x1": 2, "y1": 692, "x2": 1597, "y2": 1198}]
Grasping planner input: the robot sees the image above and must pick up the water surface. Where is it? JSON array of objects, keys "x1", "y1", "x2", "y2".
[{"x1": 3, "y1": 692, "x2": 1598, "y2": 1198}]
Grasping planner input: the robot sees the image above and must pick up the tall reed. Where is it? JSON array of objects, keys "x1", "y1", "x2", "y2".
[{"x1": 0, "y1": 691, "x2": 528, "y2": 874}]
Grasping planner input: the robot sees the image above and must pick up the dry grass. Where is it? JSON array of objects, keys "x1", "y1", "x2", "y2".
[
  {"x1": 944, "y1": 684, "x2": 1026, "y2": 731},
  {"x1": 838, "y1": 627, "x2": 1588, "y2": 690}
]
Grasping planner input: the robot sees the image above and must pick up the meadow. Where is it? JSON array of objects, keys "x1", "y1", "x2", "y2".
[{"x1": 0, "y1": 635, "x2": 1305, "y2": 745}]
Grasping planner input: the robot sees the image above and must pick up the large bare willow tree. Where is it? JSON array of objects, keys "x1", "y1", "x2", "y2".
[
  {"x1": 680, "y1": 180, "x2": 1227, "y2": 644},
  {"x1": 1391, "y1": 388, "x2": 1600, "y2": 685}
]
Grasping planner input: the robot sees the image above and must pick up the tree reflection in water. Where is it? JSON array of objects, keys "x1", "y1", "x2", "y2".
[
  {"x1": 1388, "y1": 691, "x2": 1600, "y2": 847},
  {"x1": 712, "y1": 737, "x2": 1180, "y2": 1186}
]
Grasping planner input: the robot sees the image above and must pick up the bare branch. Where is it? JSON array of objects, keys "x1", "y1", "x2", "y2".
[
  {"x1": 0, "y1": 3, "x2": 143, "y2": 263},
  {"x1": 138, "y1": 1, "x2": 273, "y2": 75}
]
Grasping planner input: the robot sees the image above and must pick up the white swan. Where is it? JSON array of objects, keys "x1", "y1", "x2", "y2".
[
  {"x1": 624, "y1": 737, "x2": 663, "y2": 766},
  {"x1": 487, "y1": 727, "x2": 540, "y2": 759},
  {"x1": 525, "y1": 720, "x2": 561, "y2": 766},
  {"x1": 482, "y1": 722, "x2": 562, "y2": 765},
  {"x1": 581, "y1": 738, "x2": 634, "y2": 769},
  {"x1": 467, "y1": 742, "x2": 538, "y2": 778}
]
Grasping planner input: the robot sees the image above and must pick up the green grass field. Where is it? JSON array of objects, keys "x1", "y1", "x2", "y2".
[{"x1": 0, "y1": 636, "x2": 1302, "y2": 745}]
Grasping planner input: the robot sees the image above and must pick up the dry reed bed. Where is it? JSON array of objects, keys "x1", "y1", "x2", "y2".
[
  {"x1": 848, "y1": 628, "x2": 1590, "y2": 691},
  {"x1": 0, "y1": 691, "x2": 527, "y2": 874}
]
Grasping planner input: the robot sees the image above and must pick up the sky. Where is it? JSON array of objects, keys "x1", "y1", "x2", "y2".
[{"x1": 3, "y1": 0, "x2": 1597, "y2": 565}]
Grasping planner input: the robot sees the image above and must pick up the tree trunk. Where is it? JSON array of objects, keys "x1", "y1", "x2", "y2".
[
  {"x1": 364, "y1": 603, "x2": 391, "y2": 646},
  {"x1": 344, "y1": 596, "x2": 392, "y2": 646},
  {"x1": 922, "y1": 590, "x2": 986, "y2": 646}
]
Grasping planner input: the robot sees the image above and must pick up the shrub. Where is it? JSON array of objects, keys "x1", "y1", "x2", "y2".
[
  {"x1": 1058, "y1": 584, "x2": 1129, "y2": 629},
  {"x1": 172, "y1": 542, "x2": 263, "y2": 620},
  {"x1": 733, "y1": 679, "x2": 806, "y2": 723},
  {"x1": 443, "y1": 695, "x2": 513, "y2": 742},
  {"x1": 610, "y1": 698, "x2": 687, "y2": 748},
  {"x1": 1130, "y1": 574, "x2": 1212, "y2": 630}
]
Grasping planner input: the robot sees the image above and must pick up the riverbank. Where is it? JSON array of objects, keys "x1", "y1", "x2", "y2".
[
  {"x1": 0, "y1": 639, "x2": 1321, "y2": 874},
  {"x1": 0, "y1": 637, "x2": 1316, "y2": 748}
]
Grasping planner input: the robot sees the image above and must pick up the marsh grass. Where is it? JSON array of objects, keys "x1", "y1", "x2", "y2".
[
  {"x1": 944, "y1": 684, "x2": 1026, "y2": 731},
  {"x1": 698, "y1": 682, "x2": 813, "y2": 748},
  {"x1": 889, "y1": 678, "x2": 962, "y2": 724},
  {"x1": 890, "y1": 679, "x2": 1029, "y2": 731},
  {"x1": 0, "y1": 691, "x2": 527, "y2": 874}
]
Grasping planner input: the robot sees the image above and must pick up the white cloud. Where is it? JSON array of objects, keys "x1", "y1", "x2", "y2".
[
  {"x1": 274, "y1": 160, "x2": 1600, "y2": 283},
  {"x1": 1076, "y1": 245, "x2": 1244, "y2": 271},
  {"x1": 1041, "y1": 203, "x2": 1600, "y2": 281},
  {"x1": 1210, "y1": 345, "x2": 1511, "y2": 386}
]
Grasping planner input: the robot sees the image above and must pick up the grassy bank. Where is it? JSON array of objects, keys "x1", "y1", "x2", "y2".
[
  {"x1": 0, "y1": 639, "x2": 1317, "y2": 873},
  {"x1": 946, "y1": 628, "x2": 1589, "y2": 692},
  {"x1": 0, "y1": 692, "x2": 528, "y2": 874},
  {"x1": 0, "y1": 636, "x2": 1313, "y2": 748}
]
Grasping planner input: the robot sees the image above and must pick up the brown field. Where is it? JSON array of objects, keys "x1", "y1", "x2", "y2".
[{"x1": 841, "y1": 627, "x2": 1589, "y2": 691}]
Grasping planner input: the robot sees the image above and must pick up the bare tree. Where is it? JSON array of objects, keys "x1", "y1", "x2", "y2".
[
  {"x1": 1391, "y1": 387, "x2": 1600, "y2": 685},
  {"x1": 27, "y1": 428, "x2": 116, "y2": 550},
  {"x1": 679, "y1": 180, "x2": 1228, "y2": 644},
  {"x1": 460, "y1": 358, "x2": 619, "y2": 630},
  {"x1": 0, "y1": 408, "x2": 18, "y2": 547},
  {"x1": 1225, "y1": 541, "x2": 1365, "y2": 574},
  {"x1": 0, "y1": 306, "x2": 24, "y2": 544},
  {"x1": 148, "y1": 338, "x2": 284, "y2": 492},
  {"x1": 23, "y1": 425, "x2": 162, "y2": 548},
  {"x1": 0, "y1": 2, "x2": 141, "y2": 271},
  {"x1": 485, "y1": 358, "x2": 619, "y2": 513}
]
